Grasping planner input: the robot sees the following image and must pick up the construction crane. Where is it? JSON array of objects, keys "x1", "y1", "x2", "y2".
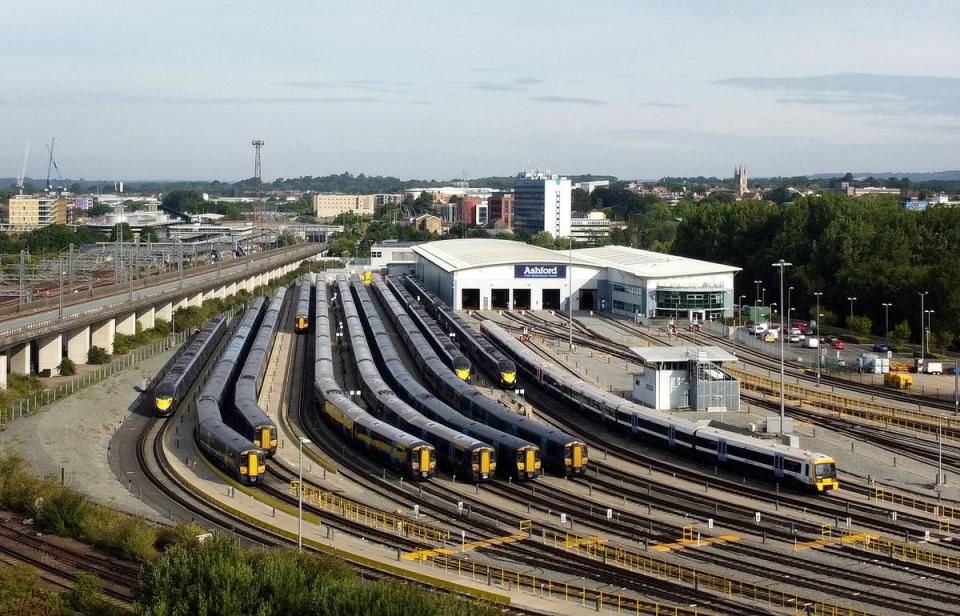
[
  {"x1": 17, "y1": 142, "x2": 30, "y2": 195},
  {"x1": 45, "y1": 138, "x2": 65, "y2": 195}
]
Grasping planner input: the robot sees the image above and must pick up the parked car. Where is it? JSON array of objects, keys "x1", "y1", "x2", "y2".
[
  {"x1": 873, "y1": 342, "x2": 890, "y2": 353},
  {"x1": 802, "y1": 326, "x2": 814, "y2": 336},
  {"x1": 824, "y1": 334, "x2": 839, "y2": 344},
  {"x1": 803, "y1": 337, "x2": 820, "y2": 349},
  {"x1": 763, "y1": 331, "x2": 779, "y2": 343},
  {"x1": 831, "y1": 340, "x2": 846, "y2": 349},
  {"x1": 789, "y1": 333, "x2": 802, "y2": 343}
]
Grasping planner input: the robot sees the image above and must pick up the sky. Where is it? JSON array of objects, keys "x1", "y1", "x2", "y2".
[{"x1": 4, "y1": 1, "x2": 960, "y2": 182}]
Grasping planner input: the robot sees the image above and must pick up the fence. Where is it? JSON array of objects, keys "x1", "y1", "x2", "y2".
[
  {"x1": 730, "y1": 367, "x2": 960, "y2": 439},
  {"x1": 1, "y1": 331, "x2": 190, "y2": 427},
  {"x1": 291, "y1": 481, "x2": 450, "y2": 544}
]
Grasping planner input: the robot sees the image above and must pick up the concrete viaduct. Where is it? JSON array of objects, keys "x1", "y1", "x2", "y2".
[{"x1": 0, "y1": 243, "x2": 322, "y2": 389}]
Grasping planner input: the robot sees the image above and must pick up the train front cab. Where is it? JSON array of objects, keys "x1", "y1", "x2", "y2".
[
  {"x1": 813, "y1": 457, "x2": 839, "y2": 492},
  {"x1": 498, "y1": 360, "x2": 516, "y2": 388},
  {"x1": 411, "y1": 445, "x2": 436, "y2": 479},
  {"x1": 295, "y1": 315, "x2": 309, "y2": 332},
  {"x1": 517, "y1": 445, "x2": 541, "y2": 479},
  {"x1": 565, "y1": 442, "x2": 588, "y2": 475},
  {"x1": 155, "y1": 395, "x2": 174, "y2": 417},
  {"x1": 472, "y1": 447, "x2": 495, "y2": 480},
  {"x1": 238, "y1": 449, "x2": 265, "y2": 484},
  {"x1": 254, "y1": 425, "x2": 278, "y2": 457},
  {"x1": 453, "y1": 357, "x2": 471, "y2": 381}
]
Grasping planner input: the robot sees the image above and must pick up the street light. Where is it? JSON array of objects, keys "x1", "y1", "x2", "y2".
[
  {"x1": 813, "y1": 292, "x2": 823, "y2": 387},
  {"x1": 881, "y1": 302, "x2": 892, "y2": 340},
  {"x1": 58, "y1": 258, "x2": 65, "y2": 320},
  {"x1": 926, "y1": 310, "x2": 935, "y2": 356},
  {"x1": 918, "y1": 291, "x2": 928, "y2": 358},
  {"x1": 754, "y1": 280, "x2": 762, "y2": 311},
  {"x1": 567, "y1": 235, "x2": 573, "y2": 351},
  {"x1": 298, "y1": 436, "x2": 311, "y2": 551},
  {"x1": 787, "y1": 286, "x2": 794, "y2": 330},
  {"x1": 772, "y1": 259, "x2": 792, "y2": 437},
  {"x1": 738, "y1": 295, "x2": 747, "y2": 327},
  {"x1": 847, "y1": 297, "x2": 857, "y2": 331}
]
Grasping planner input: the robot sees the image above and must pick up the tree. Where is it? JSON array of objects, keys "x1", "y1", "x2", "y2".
[
  {"x1": 87, "y1": 347, "x2": 110, "y2": 364},
  {"x1": 87, "y1": 203, "x2": 110, "y2": 217},
  {"x1": 571, "y1": 188, "x2": 591, "y2": 213},
  {"x1": 109, "y1": 223, "x2": 133, "y2": 242},
  {"x1": 848, "y1": 315, "x2": 872, "y2": 337},
  {"x1": 890, "y1": 319, "x2": 912, "y2": 348},
  {"x1": 57, "y1": 358, "x2": 76, "y2": 376}
]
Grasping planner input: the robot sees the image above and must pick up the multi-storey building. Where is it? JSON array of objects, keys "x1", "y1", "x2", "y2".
[
  {"x1": 570, "y1": 210, "x2": 615, "y2": 245},
  {"x1": 488, "y1": 191, "x2": 513, "y2": 229},
  {"x1": 460, "y1": 197, "x2": 488, "y2": 226},
  {"x1": 512, "y1": 171, "x2": 571, "y2": 237},
  {"x1": 312, "y1": 194, "x2": 375, "y2": 221},
  {"x1": 5, "y1": 195, "x2": 68, "y2": 229}
]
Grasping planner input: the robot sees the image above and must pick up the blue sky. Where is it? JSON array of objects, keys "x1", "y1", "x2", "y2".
[{"x1": 4, "y1": 1, "x2": 959, "y2": 181}]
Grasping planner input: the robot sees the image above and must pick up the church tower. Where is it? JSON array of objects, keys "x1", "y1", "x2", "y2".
[{"x1": 734, "y1": 165, "x2": 748, "y2": 198}]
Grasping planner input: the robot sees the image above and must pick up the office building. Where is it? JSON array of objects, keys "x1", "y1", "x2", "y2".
[
  {"x1": 488, "y1": 191, "x2": 513, "y2": 229},
  {"x1": 512, "y1": 171, "x2": 571, "y2": 237}
]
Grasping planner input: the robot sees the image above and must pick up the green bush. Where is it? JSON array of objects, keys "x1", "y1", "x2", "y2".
[
  {"x1": 153, "y1": 318, "x2": 172, "y2": 336},
  {"x1": 136, "y1": 533, "x2": 504, "y2": 616},
  {"x1": 848, "y1": 315, "x2": 873, "y2": 337},
  {"x1": 87, "y1": 346, "x2": 110, "y2": 364},
  {"x1": 113, "y1": 333, "x2": 133, "y2": 355},
  {"x1": 57, "y1": 357, "x2": 77, "y2": 376}
]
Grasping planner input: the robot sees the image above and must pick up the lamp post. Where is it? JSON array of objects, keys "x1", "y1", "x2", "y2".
[
  {"x1": 881, "y1": 302, "x2": 892, "y2": 340},
  {"x1": 58, "y1": 258, "x2": 65, "y2": 320},
  {"x1": 567, "y1": 235, "x2": 573, "y2": 351},
  {"x1": 754, "y1": 280, "x2": 762, "y2": 311},
  {"x1": 926, "y1": 309, "x2": 935, "y2": 356},
  {"x1": 813, "y1": 292, "x2": 823, "y2": 387},
  {"x1": 772, "y1": 259, "x2": 792, "y2": 437},
  {"x1": 918, "y1": 291, "x2": 928, "y2": 358},
  {"x1": 298, "y1": 436, "x2": 311, "y2": 551},
  {"x1": 739, "y1": 295, "x2": 746, "y2": 327},
  {"x1": 761, "y1": 288, "x2": 766, "y2": 311},
  {"x1": 787, "y1": 286, "x2": 793, "y2": 330},
  {"x1": 847, "y1": 297, "x2": 857, "y2": 332}
]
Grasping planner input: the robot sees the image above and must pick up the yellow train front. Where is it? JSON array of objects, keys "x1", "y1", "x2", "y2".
[
  {"x1": 498, "y1": 359, "x2": 517, "y2": 388},
  {"x1": 294, "y1": 314, "x2": 309, "y2": 333},
  {"x1": 812, "y1": 456, "x2": 839, "y2": 492}
]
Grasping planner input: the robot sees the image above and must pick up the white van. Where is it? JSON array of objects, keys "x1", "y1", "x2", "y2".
[
  {"x1": 803, "y1": 337, "x2": 819, "y2": 349},
  {"x1": 748, "y1": 323, "x2": 768, "y2": 336}
]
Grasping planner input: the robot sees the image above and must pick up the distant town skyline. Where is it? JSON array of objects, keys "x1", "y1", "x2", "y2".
[{"x1": 4, "y1": 1, "x2": 959, "y2": 182}]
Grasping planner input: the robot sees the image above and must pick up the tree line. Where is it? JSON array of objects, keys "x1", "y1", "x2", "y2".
[{"x1": 673, "y1": 193, "x2": 960, "y2": 350}]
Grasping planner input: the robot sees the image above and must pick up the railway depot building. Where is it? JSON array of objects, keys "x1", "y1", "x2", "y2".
[{"x1": 410, "y1": 239, "x2": 739, "y2": 319}]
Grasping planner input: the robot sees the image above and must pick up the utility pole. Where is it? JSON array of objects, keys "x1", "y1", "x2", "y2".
[
  {"x1": 813, "y1": 292, "x2": 822, "y2": 387},
  {"x1": 772, "y1": 259, "x2": 792, "y2": 437},
  {"x1": 252, "y1": 140, "x2": 264, "y2": 225},
  {"x1": 918, "y1": 291, "x2": 928, "y2": 359},
  {"x1": 568, "y1": 235, "x2": 573, "y2": 350},
  {"x1": 881, "y1": 302, "x2": 892, "y2": 339}
]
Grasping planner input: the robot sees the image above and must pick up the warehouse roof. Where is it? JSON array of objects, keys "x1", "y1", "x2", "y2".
[
  {"x1": 569, "y1": 245, "x2": 740, "y2": 278},
  {"x1": 413, "y1": 239, "x2": 598, "y2": 273}
]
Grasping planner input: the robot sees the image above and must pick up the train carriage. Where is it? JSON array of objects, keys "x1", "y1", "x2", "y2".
[
  {"x1": 482, "y1": 320, "x2": 838, "y2": 492},
  {"x1": 195, "y1": 299, "x2": 268, "y2": 484},
  {"x1": 373, "y1": 274, "x2": 589, "y2": 477},
  {"x1": 153, "y1": 316, "x2": 227, "y2": 416},
  {"x1": 294, "y1": 274, "x2": 311, "y2": 333},
  {"x1": 314, "y1": 278, "x2": 436, "y2": 480}
]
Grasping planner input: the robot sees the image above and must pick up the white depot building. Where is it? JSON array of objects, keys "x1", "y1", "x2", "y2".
[{"x1": 409, "y1": 239, "x2": 739, "y2": 319}]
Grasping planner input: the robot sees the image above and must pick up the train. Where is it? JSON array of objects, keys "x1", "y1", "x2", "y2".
[
  {"x1": 482, "y1": 320, "x2": 839, "y2": 492},
  {"x1": 294, "y1": 274, "x2": 311, "y2": 333},
  {"x1": 403, "y1": 275, "x2": 517, "y2": 388},
  {"x1": 389, "y1": 278, "x2": 471, "y2": 381},
  {"x1": 351, "y1": 275, "x2": 540, "y2": 480},
  {"x1": 376, "y1": 274, "x2": 588, "y2": 477},
  {"x1": 232, "y1": 288, "x2": 284, "y2": 457},
  {"x1": 195, "y1": 298, "x2": 267, "y2": 484},
  {"x1": 336, "y1": 275, "x2": 496, "y2": 482},
  {"x1": 313, "y1": 276, "x2": 437, "y2": 480},
  {"x1": 153, "y1": 316, "x2": 227, "y2": 417}
]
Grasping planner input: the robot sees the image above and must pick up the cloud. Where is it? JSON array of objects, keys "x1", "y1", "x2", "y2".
[
  {"x1": 636, "y1": 101, "x2": 682, "y2": 109},
  {"x1": 280, "y1": 79, "x2": 415, "y2": 93},
  {"x1": 468, "y1": 76, "x2": 545, "y2": 92},
  {"x1": 532, "y1": 95, "x2": 609, "y2": 106},
  {"x1": 715, "y1": 72, "x2": 960, "y2": 119},
  {"x1": 0, "y1": 90, "x2": 394, "y2": 107}
]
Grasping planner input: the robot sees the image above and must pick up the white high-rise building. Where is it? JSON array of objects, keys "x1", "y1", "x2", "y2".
[{"x1": 512, "y1": 171, "x2": 571, "y2": 238}]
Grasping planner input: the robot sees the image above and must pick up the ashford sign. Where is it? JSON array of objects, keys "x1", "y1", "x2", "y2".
[{"x1": 514, "y1": 264, "x2": 567, "y2": 279}]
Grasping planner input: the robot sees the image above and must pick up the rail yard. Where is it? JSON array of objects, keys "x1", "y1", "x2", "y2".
[{"x1": 5, "y1": 254, "x2": 960, "y2": 615}]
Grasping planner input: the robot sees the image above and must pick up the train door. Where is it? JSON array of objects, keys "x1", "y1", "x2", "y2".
[
  {"x1": 630, "y1": 414, "x2": 639, "y2": 434},
  {"x1": 717, "y1": 439, "x2": 727, "y2": 462},
  {"x1": 773, "y1": 454, "x2": 784, "y2": 478},
  {"x1": 667, "y1": 425, "x2": 676, "y2": 446},
  {"x1": 803, "y1": 462, "x2": 810, "y2": 479},
  {"x1": 247, "y1": 452, "x2": 259, "y2": 480},
  {"x1": 480, "y1": 449, "x2": 491, "y2": 477}
]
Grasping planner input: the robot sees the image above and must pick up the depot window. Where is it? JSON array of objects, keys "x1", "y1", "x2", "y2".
[{"x1": 656, "y1": 289, "x2": 725, "y2": 310}]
